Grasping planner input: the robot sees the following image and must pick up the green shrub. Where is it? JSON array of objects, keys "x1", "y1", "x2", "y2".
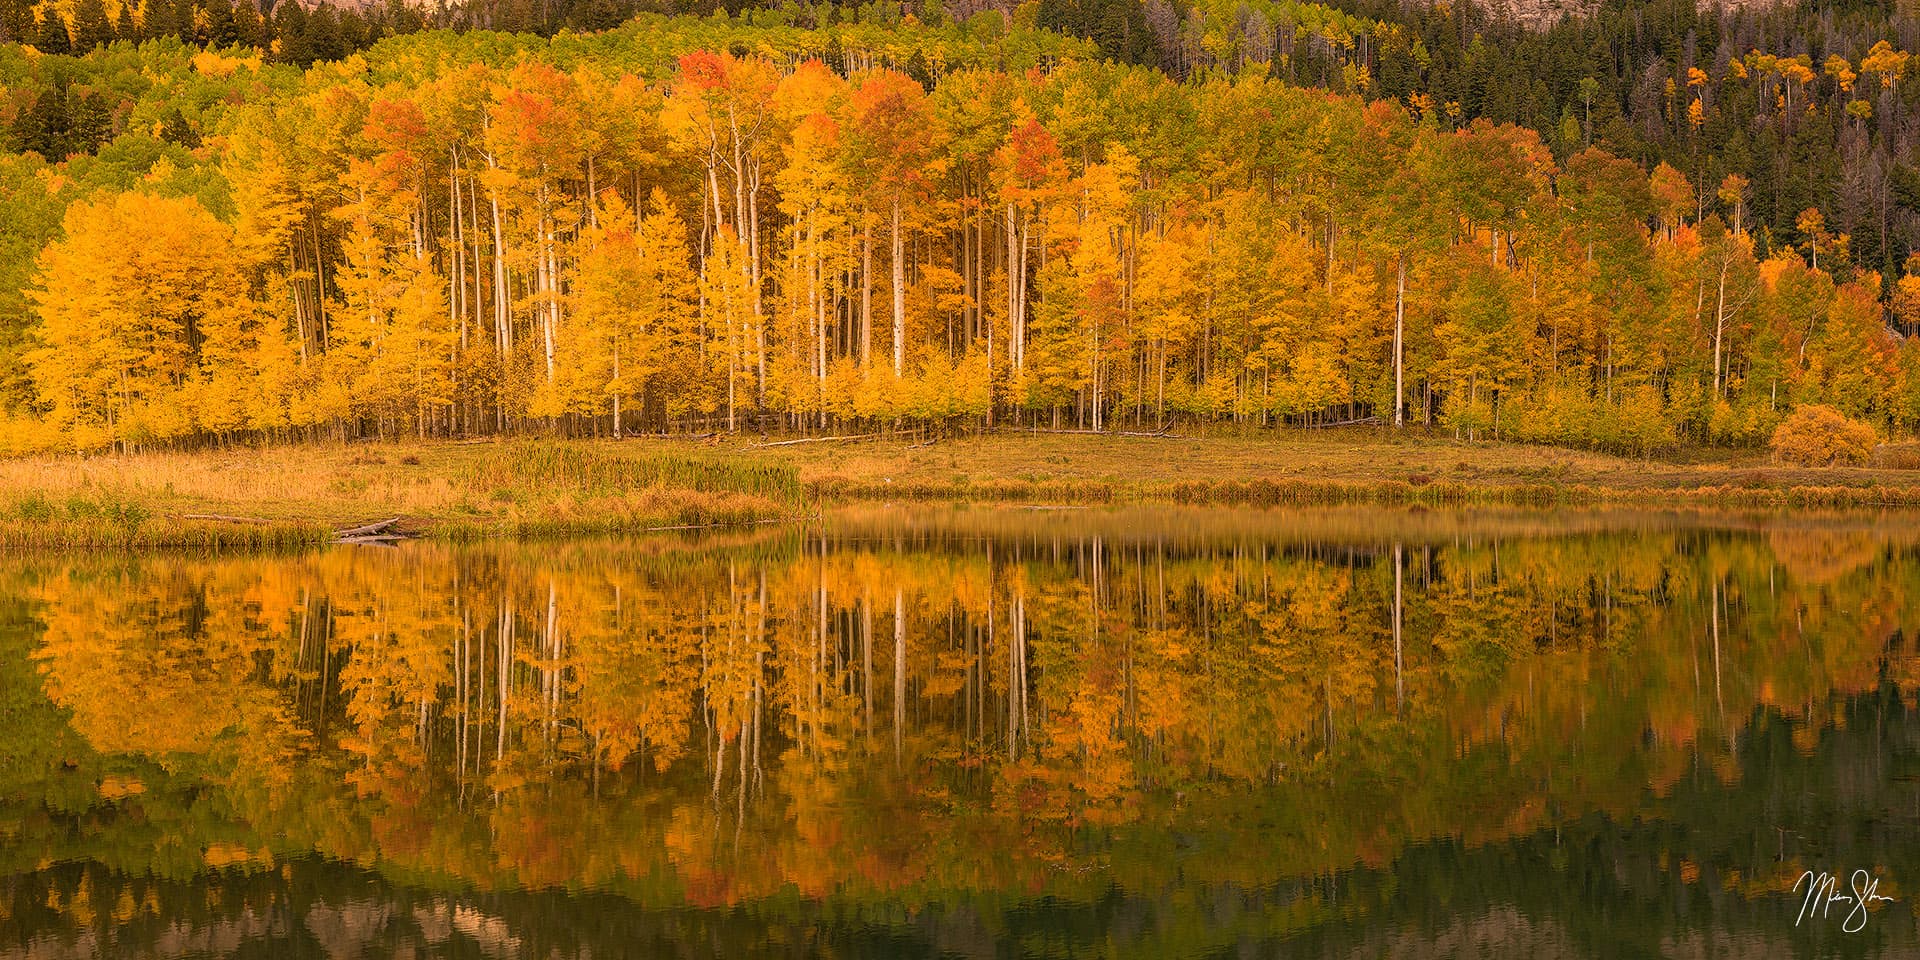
[{"x1": 1770, "y1": 405, "x2": 1876, "y2": 466}]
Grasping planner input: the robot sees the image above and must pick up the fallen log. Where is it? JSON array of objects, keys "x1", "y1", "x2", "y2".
[
  {"x1": 1304, "y1": 415, "x2": 1383, "y2": 428},
  {"x1": 335, "y1": 517, "x2": 402, "y2": 539},
  {"x1": 748, "y1": 433, "x2": 882, "y2": 448},
  {"x1": 1005, "y1": 427, "x2": 1185, "y2": 438}
]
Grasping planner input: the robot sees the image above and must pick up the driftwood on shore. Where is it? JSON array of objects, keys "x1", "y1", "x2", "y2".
[{"x1": 335, "y1": 517, "x2": 411, "y2": 545}]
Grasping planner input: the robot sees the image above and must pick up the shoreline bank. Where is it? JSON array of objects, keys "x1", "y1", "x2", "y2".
[{"x1": 5, "y1": 432, "x2": 1917, "y2": 549}]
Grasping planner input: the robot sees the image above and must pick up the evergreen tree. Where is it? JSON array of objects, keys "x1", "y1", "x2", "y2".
[
  {"x1": 336, "y1": 6, "x2": 370, "y2": 52},
  {"x1": 35, "y1": 10, "x2": 72, "y2": 54},
  {"x1": 382, "y1": 0, "x2": 423, "y2": 35},
  {"x1": 157, "y1": 107, "x2": 200, "y2": 148},
  {"x1": 71, "y1": 0, "x2": 114, "y2": 51},
  {"x1": 142, "y1": 0, "x2": 176, "y2": 42},
  {"x1": 1036, "y1": 0, "x2": 1158, "y2": 65},
  {"x1": 1, "y1": 0, "x2": 34, "y2": 42},
  {"x1": 172, "y1": 0, "x2": 196, "y2": 43},
  {"x1": 304, "y1": 5, "x2": 344, "y2": 63},
  {"x1": 65, "y1": 91, "x2": 113, "y2": 156},
  {"x1": 270, "y1": 0, "x2": 308, "y2": 63},
  {"x1": 113, "y1": 1, "x2": 138, "y2": 42},
  {"x1": 203, "y1": 0, "x2": 237, "y2": 46},
  {"x1": 231, "y1": 0, "x2": 263, "y2": 46},
  {"x1": 10, "y1": 89, "x2": 63, "y2": 156}
]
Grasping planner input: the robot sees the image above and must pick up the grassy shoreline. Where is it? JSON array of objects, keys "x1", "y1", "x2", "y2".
[{"x1": 5, "y1": 430, "x2": 1920, "y2": 549}]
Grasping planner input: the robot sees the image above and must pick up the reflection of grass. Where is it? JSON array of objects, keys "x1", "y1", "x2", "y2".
[{"x1": 7, "y1": 429, "x2": 1920, "y2": 548}]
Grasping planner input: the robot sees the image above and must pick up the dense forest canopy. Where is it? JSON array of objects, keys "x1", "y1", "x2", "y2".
[{"x1": 1, "y1": 0, "x2": 1919, "y2": 452}]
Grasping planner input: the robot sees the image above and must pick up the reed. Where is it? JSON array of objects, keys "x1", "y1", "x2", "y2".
[
  {"x1": 0, "y1": 442, "x2": 805, "y2": 550},
  {"x1": 0, "y1": 504, "x2": 326, "y2": 550},
  {"x1": 467, "y1": 442, "x2": 804, "y2": 503}
]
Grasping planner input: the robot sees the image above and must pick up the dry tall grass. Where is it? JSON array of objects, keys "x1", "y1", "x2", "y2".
[
  {"x1": 0, "y1": 441, "x2": 805, "y2": 549},
  {"x1": 6, "y1": 430, "x2": 1918, "y2": 549}
]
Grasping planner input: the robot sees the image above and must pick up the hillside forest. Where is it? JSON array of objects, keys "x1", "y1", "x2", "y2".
[{"x1": 3, "y1": 1, "x2": 1920, "y2": 452}]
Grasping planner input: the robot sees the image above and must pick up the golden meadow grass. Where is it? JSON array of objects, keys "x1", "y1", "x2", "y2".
[
  {"x1": 4, "y1": 431, "x2": 1919, "y2": 549},
  {"x1": 0, "y1": 441, "x2": 806, "y2": 549}
]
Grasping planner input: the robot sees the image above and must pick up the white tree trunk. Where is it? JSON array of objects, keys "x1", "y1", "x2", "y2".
[
  {"x1": 892, "y1": 200, "x2": 906, "y2": 376},
  {"x1": 1394, "y1": 255, "x2": 1406, "y2": 428}
]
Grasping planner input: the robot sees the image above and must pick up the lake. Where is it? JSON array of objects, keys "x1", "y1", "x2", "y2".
[{"x1": 1, "y1": 505, "x2": 1916, "y2": 958}]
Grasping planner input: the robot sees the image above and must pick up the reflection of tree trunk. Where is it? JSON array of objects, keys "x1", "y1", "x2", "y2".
[
  {"x1": 986, "y1": 591, "x2": 995, "y2": 749},
  {"x1": 1711, "y1": 580, "x2": 1724, "y2": 722},
  {"x1": 751, "y1": 657, "x2": 763, "y2": 797},
  {"x1": 754, "y1": 570, "x2": 766, "y2": 795},
  {"x1": 817, "y1": 567, "x2": 828, "y2": 755},
  {"x1": 1324, "y1": 674, "x2": 1333, "y2": 751},
  {"x1": 1011, "y1": 591, "x2": 1027, "y2": 758},
  {"x1": 474, "y1": 599, "x2": 486, "y2": 799},
  {"x1": 296, "y1": 587, "x2": 312, "y2": 717},
  {"x1": 495, "y1": 597, "x2": 512, "y2": 806},
  {"x1": 459, "y1": 605, "x2": 470, "y2": 786},
  {"x1": 862, "y1": 594, "x2": 873, "y2": 740},
  {"x1": 712, "y1": 726, "x2": 727, "y2": 802},
  {"x1": 321, "y1": 602, "x2": 333, "y2": 739},
  {"x1": 734, "y1": 717, "x2": 748, "y2": 843},
  {"x1": 1008, "y1": 590, "x2": 1018, "y2": 759},
  {"x1": 545, "y1": 580, "x2": 558, "y2": 741},
  {"x1": 1393, "y1": 542, "x2": 1404, "y2": 711},
  {"x1": 894, "y1": 588, "x2": 905, "y2": 761}
]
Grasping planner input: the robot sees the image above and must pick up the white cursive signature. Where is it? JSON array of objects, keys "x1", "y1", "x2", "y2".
[{"x1": 1793, "y1": 869, "x2": 1899, "y2": 933}]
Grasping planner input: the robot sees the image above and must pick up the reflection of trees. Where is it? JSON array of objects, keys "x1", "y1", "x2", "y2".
[
  {"x1": 3, "y1": 512, "x2": 1918, "y2": 944},
  {"x1": 31, "y1": 562, "x2": 309, "y2": 783},
  {"x1": 4, "y1": 693, "x2": 1913, "y2": 959}
]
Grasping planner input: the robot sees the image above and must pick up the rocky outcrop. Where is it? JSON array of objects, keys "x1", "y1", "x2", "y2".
[{"x1": 1451, "y1": 0, "x2": 1786, "y2": 31}]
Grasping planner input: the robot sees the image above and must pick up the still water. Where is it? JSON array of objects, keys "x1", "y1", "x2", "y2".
[{"x1": 1, "y1": 505, "x2": 1917, "y2": 958}]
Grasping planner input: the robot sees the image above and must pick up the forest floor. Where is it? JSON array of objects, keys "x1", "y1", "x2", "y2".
[{"x1": 5, "y1": 428, "x2": 1919, "y2": 548}]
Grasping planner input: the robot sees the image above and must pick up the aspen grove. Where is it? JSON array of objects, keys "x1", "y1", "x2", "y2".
[{"x1": 8, "y1": 26, "x2": 1920, "y2": 453}]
